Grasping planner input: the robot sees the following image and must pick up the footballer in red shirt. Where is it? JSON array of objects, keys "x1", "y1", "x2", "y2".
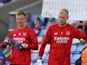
[
  {"x1": 1, "y1": 12, "x2": 38, "y2": 65},
  {"x1": 38, "y1": 9, "x2": 87, "y2": 65}
]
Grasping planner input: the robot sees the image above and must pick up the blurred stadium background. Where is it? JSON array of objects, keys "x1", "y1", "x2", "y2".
[{"x1": 0, "y1": 0, "x2": 87, "y2": 65}]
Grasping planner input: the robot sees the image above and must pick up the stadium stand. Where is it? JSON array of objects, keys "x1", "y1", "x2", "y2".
[{"x1": 0, "y1": 0, "x2": 42, "y2": 42}]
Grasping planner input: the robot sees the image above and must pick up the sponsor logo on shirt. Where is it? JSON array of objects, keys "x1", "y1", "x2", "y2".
[
  {"x1": 13, "y1": 37, "x2": 25, "y2": 43},
  {"x1": 54, "y1": 36, "x2": 69, "y2": 43}
]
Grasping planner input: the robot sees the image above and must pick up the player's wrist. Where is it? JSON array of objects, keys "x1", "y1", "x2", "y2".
[
  {"x1": 14, "y1": 43, "x2": 28, "y2": 50},
  {"x1": 38, "y1": 56, "x2": 42, "y2": 59},
  {"x1": 4, "y1": 38, "x2": 9, "y2": 45}
]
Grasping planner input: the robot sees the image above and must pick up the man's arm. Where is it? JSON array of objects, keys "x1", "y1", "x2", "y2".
[
  {"x1": 73, "y1": 26, "x2": 87, "y2": 42},
  {"x1": 39, "y1": 26, "x2": 52, "y2": 58},
  {"x1": 28, "y1": 29, "x2": 38, "y2": 50},
  {"x1": 0, "y1": 31, "x2": 13, "y2": 48}
]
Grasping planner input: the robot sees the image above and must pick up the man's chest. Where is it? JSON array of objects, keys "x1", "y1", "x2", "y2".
[
  {"x1": 51, "y1": 27, "x2": 73, "y2": 43},
  {"x1": 12, "y1": 30, "x2": 29, "y2": 43}
]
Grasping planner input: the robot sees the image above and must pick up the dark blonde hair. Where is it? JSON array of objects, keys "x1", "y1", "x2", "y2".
[{"x1": 16, "y1": 11, "x2": 26, "y2": 16}]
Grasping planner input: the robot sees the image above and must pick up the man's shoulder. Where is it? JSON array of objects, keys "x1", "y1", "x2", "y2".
[
  {"x1": 66, "y1": 24, "x2": 78, "y2": 31},
  {"x1": 66, "y1": 23, "x2": 74, "y2": 28},
  {"x1": 9, "y1": 28, "x2": 17, "y2": 33},
  {"x1": 26, "y1": 26, "x2": 35, "y2": 32},
  {"x1": 26, "y1": 26, "x2": 33, "y2": 29}
]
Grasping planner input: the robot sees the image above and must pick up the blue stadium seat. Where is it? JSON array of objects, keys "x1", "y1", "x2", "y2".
[
  {"x1": 71, "y1": 54, "x2": 73, "y2": 58},
  {"x1": 43, "y1": 63, "x2": 48, "y2": 65},
  {"x1": 71, "y1": 44, "x2": 77, "y2": 53},
  {"x1": 75, "y1": 44, "x2": 85, "y2": 52},
  {"x1": 37, "y1": 36, "x2": 43, "y2": 44},
  {"x1": 39, "y1": 29, "x2": 47, "y2": 36},
  {"x1": 44, "y1": 22, "x2": 50, "y2": 29},
  {"x1": 71, "y1": 64, "x2": 75, "y2": 65},
  {"x1": 5, "y1": 61, "x2": 10, "y2": 65},
  {"x1": 70, "y1": 43, "x2": 84, "y2": 65},
  {"x1": 32, "y1": 63, "x2": 37, "y2": 65},
  {"x1": 71, "y1": 54, "x2": 81, "y2": 64},
  {"x1": 31, "y1": 15, "x2": 39, "y2": 20},
  {"x1": 31, "y1": 52, "x2": 38, "y2": 63},
  {"x1": 42, "y1": 53, "x2": 49, "y2": 63},
  {"x1": 31, "y1": 14, "x2": 44, "y2": 23}
]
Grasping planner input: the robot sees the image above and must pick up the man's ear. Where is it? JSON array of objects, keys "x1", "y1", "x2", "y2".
[{"x1": 67, "y1": 16, "x2": 69, "y2": 19}]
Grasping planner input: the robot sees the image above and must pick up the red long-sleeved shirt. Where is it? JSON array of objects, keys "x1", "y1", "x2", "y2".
[
  {"x1": 1, "y1": 26, "x2": 38, "y2": 65},
  {"x1": 39, "y1": 24, "x2": 87, "y2": 65}
]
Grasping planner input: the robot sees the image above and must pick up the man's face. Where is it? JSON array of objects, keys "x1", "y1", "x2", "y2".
[
  {"x1": 16, "y1": 15, "x2": 26, "y2": 27},
  {"x1": 58, "y1": 11, "x2": 69, "y2": 25}
]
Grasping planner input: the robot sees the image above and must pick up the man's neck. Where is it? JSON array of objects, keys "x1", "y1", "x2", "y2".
[
  {"x1": 18, "y1": 25, "x2": 26, "y2": 29},
  {"x1": 58, "y1": 23, "x2": 66, "y2": 27}
]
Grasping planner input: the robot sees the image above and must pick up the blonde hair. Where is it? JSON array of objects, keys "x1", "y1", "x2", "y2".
[{"x1": 59, "y1": 9, "x2": 69, "y2": 15}]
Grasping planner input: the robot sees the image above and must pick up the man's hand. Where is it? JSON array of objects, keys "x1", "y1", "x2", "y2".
[
  {"x1": 37, "y1": 58, "x2": 42, "y2": 65},
  {"x1": 4, "y1": 38, "x2": 15, "y2": 45},
  {"x1": 14, "y1": 43, "x2": 28, "y2": 50},
  {"x1": 80, "y1": 39, "x2": 85, "y2": 44}
]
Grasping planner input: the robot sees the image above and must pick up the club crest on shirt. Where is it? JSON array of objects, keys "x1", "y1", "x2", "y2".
[
  {"x1": 18, "y1": 33, "x2": 21, "y2": 36},
  {"x1": 23, "y1": 32, "x2": 27, "y2": 36},
  {"x1": 66, "y1": 31, "x2": 70, "y2": 35}
]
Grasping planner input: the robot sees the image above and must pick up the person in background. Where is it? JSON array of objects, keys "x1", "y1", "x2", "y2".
[
  {"x1": 33, "y1": 17, "x2": 41, "y2": 35},
  {"x1": 0, "y1": 0, "x2": 4, "y2": 7},
  {"x1": 49, "y1": 18, "x2": 56, "y2": 26},
  {"x1": 2, "y1": 0, "x2": 11, "y2": 4},
  {"x1": 83, "y1": 21, "x2": 87, "y2": 35},
  {"x1": 25, "y1": 12, "x2": 33, "y2": 28}
]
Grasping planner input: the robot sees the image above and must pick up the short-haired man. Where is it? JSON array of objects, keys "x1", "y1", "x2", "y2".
[{"x1": 1, "y1": 12, "x2": 38, "y2": 65}]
